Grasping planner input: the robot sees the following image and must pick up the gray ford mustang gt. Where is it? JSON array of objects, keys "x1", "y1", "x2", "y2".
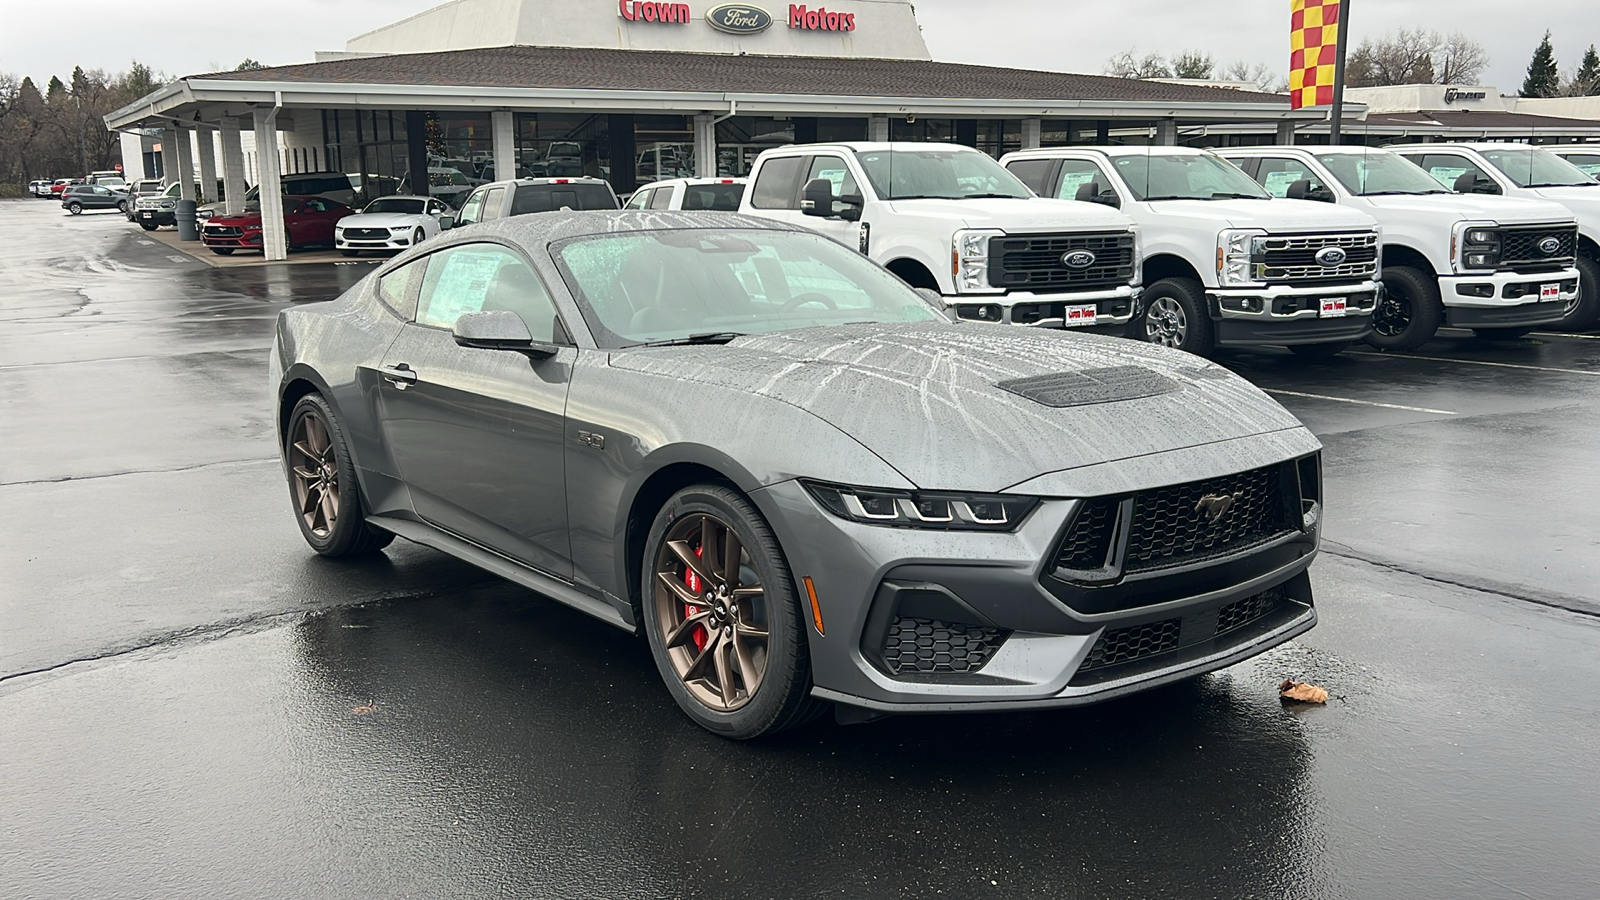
[{"x1": 271, "y1": 210, "x2": 1323, "y2": 739}]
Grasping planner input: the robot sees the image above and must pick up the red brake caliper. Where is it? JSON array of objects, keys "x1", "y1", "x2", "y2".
[{"x1": 684, "y1": 544, "x2": 709, "y2": 651}]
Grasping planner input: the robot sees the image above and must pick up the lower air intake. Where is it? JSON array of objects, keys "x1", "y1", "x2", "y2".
[
  {"x1": 1080, "y1": 618, "x2": 1181, "y2": 672},
  {"x1": 882, "y1": 618, "x2": 1006, "y2": 675}
]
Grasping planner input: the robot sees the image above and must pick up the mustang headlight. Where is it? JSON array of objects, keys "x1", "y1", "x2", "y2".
[
  {"x1": 1217, "y1": 228, "x2": 1267, "y2": 286},
  {"x1": 803, "y1": 481, "x2": 1038, "y2": 531},
  {"x1": 951, "y1": 228, "x2": 1005, "y2": 295}
]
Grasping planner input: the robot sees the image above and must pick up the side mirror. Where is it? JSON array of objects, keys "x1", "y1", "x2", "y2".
[
  {"x1": 439, "y1": 215, "x2": 454, "y2": 230},
  {"x1": 453, "y1": 310, "x2": 557, "y2": 358},
  {"x1": 1306, "y1": 185, "x2": 1336, "y2": 203},
  {"x1": 801, "y1": 178, "x2": 836, "y2": 218},
  {"x1": 1471, "y1": 176, "x2": 1502, "y2": 196},
  {"x1": 913, "y1": 287, "x2": 956, "y2": 320}
]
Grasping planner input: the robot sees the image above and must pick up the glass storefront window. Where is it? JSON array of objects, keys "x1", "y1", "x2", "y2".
[
  {"x1": 512, "y1": 113, "x2": 611, "y2": 181},
  {"x1": 890, "y1": 118, "x2": 955, "y2": 143},
  {"x1": 635, "y1": 115, "x2": 694, "y2": 183},
  {"x1": 715, "y1": 117, "x2": 795, "y2": 177}
]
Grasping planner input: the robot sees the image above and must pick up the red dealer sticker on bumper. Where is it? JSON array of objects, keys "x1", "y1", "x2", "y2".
[
  {"x1": 1541, "y1": 283, "x2": 1560, "y2": 300},
  {"x1": 1063, "y1": 304, "x2": 1098, "y2": 327},
  {"x1": 1320, "y1": 298, "x2": 1347, "y2": 318}
]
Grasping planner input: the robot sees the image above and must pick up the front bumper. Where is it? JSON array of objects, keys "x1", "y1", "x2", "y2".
[
  {"x1": 1208, "y1": 280, "x2": 1379, "y2": 347},
  {"x1": 201, "y1": 231, "x2": 264, "y2": 249},
  {"x1": 1440, "y1": 269, "x2": 1580, "y2": 328},
  {"x1": 750, "y1": 475, "x2": 1319, "y2": 713},
  {"x1": 136, "y1": 208, "x2": 175, "y2": 226},
  {"x1": 948, "y1": 285, "x2": 1141, "y2": 329},
  {"x1": 336, "y1": 233, "x2": 416, "y2": 252}
]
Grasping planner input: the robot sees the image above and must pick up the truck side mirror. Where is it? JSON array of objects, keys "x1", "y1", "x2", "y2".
[
  {"x1": 801, "y1": 178, "x2": 836, "y2": 218},
  {"x1": 439, "y1": 215, "x2": 455, "y2": 230},
  {"x1": 1074, "y1": 181, "x2": 1121, "y2": 209},
  {"x1": 1453, "y1": 172, "x2": 1501, "y2": 195}
]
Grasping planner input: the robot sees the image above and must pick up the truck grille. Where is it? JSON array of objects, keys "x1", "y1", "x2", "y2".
[
  {"x1": 1495, "y1": 224, "x2": 1577, "y2": 270},
  {"x1": 1259, "y1": 231, "x2": 1378, "y2": 284},
  {"x1": 1053, "y1": 463, "x2": 1299, "y2": 578},
  {"x1": 989, "y1": 231, "x2": 1136, "y2": 294},
  {"x1": 342, "y1": 228, "x2": 390, "y2": 240}
]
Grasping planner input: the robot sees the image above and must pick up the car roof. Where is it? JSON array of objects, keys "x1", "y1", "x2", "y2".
[
  {"x1": 368, "y1": 195, "x2": 433, "y2": 203},
  {"x1": 430, "y1": 210, "x2": 808, "y2": 248},
  {"x1": 761, "y1": 141, "x2": 981, "y2": 155},
  {"x1": 641, "y1": 178, "x2": 747, "y2": 188},
  {"x1": 1009, "y1": 145, "x2": 1216, "y2": 159},
  {"x1": 1384, "y1": 142, "x2": 1553, "y2": 152}
]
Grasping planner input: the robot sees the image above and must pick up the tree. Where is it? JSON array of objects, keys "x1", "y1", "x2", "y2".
[
  {"x1": 1437, "y1": 32, "x2": 1490, "y2": 84},
  {"x1": 1521, "y1": 30, "x2": 1560, "y2": 98},
  {"x1": 1222, "y1": 60, "x2": 1285, "y2": 93},
  {"x1": 1570, "y1": 44, "x2": 1600, "y2": 96},
  {"x1": 235, "y1": 58, "x2": 268, "y2": 71},
  {"x1": 1104, "y1": 49, "x2": 1172, "y2": 80},
  {"x1": 1171, "y1": 50, "x2": 1214, "y2": 80},
  {"x1": 1346, "y1": 28, "x2": 1445, "y2": 87}
]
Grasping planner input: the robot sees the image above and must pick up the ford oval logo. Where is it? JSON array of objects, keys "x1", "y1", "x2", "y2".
[
  {"x1": 1061, "y1": 250, "x2": 1097, "y2": 269},
  {"x1": 1538, "y1": 236, "x2": 1562, "y2": 255},
  {"x1": 706, "y1": 3, "x2": 773, "y2": 33},
  {"x1": 1315, "y1": 246, "x2": 1348, "y2": 267}
]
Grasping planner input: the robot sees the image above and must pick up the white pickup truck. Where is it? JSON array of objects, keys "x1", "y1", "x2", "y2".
[
  {"x1": 1384, "y1": 142, "x2": 1598, "y2": 332},
  {"x1": 1001, "y1": 146, "x2": 1383, "y2": 357},
  {"x1": 1218, "y1": 146, "x2": 1587, "y2": 345},
  {"x1": 738, "y1": 142, "x2": 1143, "y2": 331}
]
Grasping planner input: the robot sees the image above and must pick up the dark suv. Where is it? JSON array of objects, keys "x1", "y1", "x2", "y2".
[
  {"x1": 453, "y1": 177, "x2": 620, "y2": 226},
  {"x1": 61, "y1": 184, "x2": 129, "y2": 215}
]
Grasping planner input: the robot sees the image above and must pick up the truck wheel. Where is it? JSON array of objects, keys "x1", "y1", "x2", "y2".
[
  {"x1": 139, "y1": 222, "x2": 158, "y2": 231},
  {"x1": 1288, "y1": 341, "x2": 1352, "y2": 359},
  {"x1": 1137, "y1": 277, "x2": 1214, "y2": 357},
  {"x1": 1556, "y1": 256, "x2": 1600, "y2": 332},
  {"x1": 1369, "y1": 266, "x2": 1442, "y2": 351}
]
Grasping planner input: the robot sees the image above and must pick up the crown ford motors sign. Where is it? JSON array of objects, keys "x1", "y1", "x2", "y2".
[
  {"x1": 707, "y1": 4, "x2": 774, "y2": 33},
  {"x1": 619, "y1": 1, "x2": 692, "y2": 23}
]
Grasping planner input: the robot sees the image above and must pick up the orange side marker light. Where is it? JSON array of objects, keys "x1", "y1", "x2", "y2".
[{"x1": 802, "y1": 576, "x2": 825, "y2": 636}]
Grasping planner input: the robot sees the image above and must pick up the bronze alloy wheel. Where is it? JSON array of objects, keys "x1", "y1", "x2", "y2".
[
  {"x1": 289, "y1": 410, "x2": 342, "y2": 538},
  {"x1": 652, "y1": 512, "x2": 769, "y2": 712}
]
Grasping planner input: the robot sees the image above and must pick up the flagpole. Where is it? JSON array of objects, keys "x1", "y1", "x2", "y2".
[{"x1": 1329, "y1": 0, "x2": 1351, "y2": 145}]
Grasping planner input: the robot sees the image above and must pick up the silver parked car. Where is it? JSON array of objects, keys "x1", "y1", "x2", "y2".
[{"x1": 270, "y1": 212, "x2": 1323, "y2": 739}]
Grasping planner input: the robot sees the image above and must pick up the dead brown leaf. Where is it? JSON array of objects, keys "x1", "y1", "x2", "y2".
[
  {"x1": 1279, "y1": 680, "x2": 1329, "y2": 704},
  {"x1": 351, "y1": 702, "x2": 378, "y2": 715}
]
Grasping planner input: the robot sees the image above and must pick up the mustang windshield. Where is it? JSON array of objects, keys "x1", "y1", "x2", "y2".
[
  {"x1": 556, "y1": 229, "x2": 946, "y2": 347},
  {"x1": 1114, "y1": 153, "x2": 1271, "y2": 201},
  {"x1": 1478, "y1": 147, "x2": 1597, "y2": 188},
  {"x1": 855, "y1": 148, "x2": 1032, "y2": 201},
  {"x1": 1315, "y1": 151, "x2": 1450, "y2": 196},
  {"x1": 364, "y1": 198, "x2": 427, "y2": 215}
]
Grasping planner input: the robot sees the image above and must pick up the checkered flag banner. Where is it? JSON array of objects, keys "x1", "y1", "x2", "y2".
[{"x1": 1289, "y1": 0, "x2": 1342, "y2": 109}]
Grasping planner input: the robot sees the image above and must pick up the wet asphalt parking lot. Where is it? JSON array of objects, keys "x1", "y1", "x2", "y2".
[{"x1": 2, "y1": 198, "x2": 1597, "y2": 899}]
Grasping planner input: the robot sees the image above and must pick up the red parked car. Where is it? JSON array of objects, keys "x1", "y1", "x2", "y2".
[{"x1": 200, "y1": 196, "x2": 352, "y2": 255}]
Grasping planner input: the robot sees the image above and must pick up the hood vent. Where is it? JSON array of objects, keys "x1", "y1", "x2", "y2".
[{"x1": 996, "y1": 366, "x2": 1178, "y2": 408}]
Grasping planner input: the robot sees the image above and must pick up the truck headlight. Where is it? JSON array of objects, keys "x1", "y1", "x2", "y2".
[
  {"x1": 1455, "y1": 222, "x2": 1500, "y2": 272},
  {"x1": 951, "y1": 228, "x2": 1005, "y2": 294},
  {"x1": 1217, "y1": 228, "x2": 1266, "y2": 286}
]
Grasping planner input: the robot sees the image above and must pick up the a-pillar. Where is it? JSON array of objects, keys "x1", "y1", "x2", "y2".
[
  {"x1": 1021, "y1": 118, "x2": 1043, "y2": 150},
  {"x1": 1155, "y1": 118, "x2": 1179, "y2": 146},
  {"x1": 868, "y1": 115, "x2": 890, "y2": 142},
  {"x1": 1275, "y1": 121, "x2": 1297, "y2": 145},
  {"x1": 196, "y1": 128, "x2": 218, "y2": 203},
  {"x1": 161, "y1": 128, "x2": 180, "y2": 185},
  {"x1": 253, "y1": 108, "x2": 288, "y2": 262},
  {"x1": 173, "y1": 127, "x2": 196, "y2": 200},
  {"x1": 693, "y1": 114, "x2": 716, "y2": 178},
  {"x1": 491, "y1": 110, "x2": 516, "y2": 182},
  {"x1": 220, "y1": 117, "x2": 247, "y2": 215}
]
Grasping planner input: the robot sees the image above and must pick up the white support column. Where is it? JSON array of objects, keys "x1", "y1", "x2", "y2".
[
  {"x1": 174, "y1": 127, "x2": 196, "y2": 200},
  {"x1": 1021, "y1": 118, "x2": 1043, "y2": 150},
  {"x1": 161, "y1": 128, "x2": 179, "y2": 185},
  {"x1": 1275, "y1": 121, "x2": 1297, "y2": 145},
  {"x1": 253, "y1": 108, "x2": 288, "y2": 262},
  {"x1": 196, "y1": 128, "x2": 218, "y2": 203},
  {"x1": 1155, "y1": 118, "x2": 1179, "y2": 147},
  {"x1": 220, "y1": 118, "x2": 247, "y2": 216},
  {"x1": 868, "y1": 115, "x2": 891, "y2": 142},
  {"x1": 693, "y1": 114, "x2": 717, "y2": 178},
  {"x1": 492, "y1": 110, "x2": 517, "y2": 183}
]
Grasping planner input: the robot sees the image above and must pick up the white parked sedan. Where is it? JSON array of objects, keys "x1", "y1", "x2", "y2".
[
  {"x1": 335, "y1": 195, "x2": 453, "y2": 256},
  {"x1": 623, "y1": 178, "x2": 747, "y2": 211}
]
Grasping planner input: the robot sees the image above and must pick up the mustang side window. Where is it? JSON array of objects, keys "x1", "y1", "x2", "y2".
[
  {"x1": 377, "y1": 258, "x2": 427, "y2": 319},
  {"x1": 415, "y1": 244, "x2": 562, "y2": 342}
]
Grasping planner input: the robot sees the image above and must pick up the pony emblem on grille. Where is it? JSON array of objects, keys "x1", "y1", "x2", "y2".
[{"x1": 1196, "y1": 491, "x2": 1243, "y2": 524}]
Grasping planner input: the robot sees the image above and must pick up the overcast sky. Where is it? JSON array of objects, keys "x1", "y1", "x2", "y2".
[{"x1": 1, "y1": 0, "x2": 1593, "y2": 92}]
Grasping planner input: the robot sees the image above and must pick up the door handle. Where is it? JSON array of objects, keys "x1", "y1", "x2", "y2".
[{"x1": 380, "y1": 364, "x2": 418, "y2": 389}]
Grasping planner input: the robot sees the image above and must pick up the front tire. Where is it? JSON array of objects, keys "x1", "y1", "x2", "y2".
[
  {"x1": 283, "y1": 394, "x2": 393, "y2": 557},
  {"x1": 1556, "y1": 255, "x2": 1600, "y2": 332},
  {"x1": 1288, "y1": 341, "x2": 1352, "y2": 359},
  {"x1": 210, "y1": 247, "x2": 235, "y2": 256},
  {"x1": 641, "y1": 484, "x2": 822, "y2": 739},
  {"x1": 1136, "y1": 277, "x2": 1215, "y2": 357},
  {"x1": 139, "y1": 221, "x2": 157, "y2": 231},
  {"x1": 412, "y1": 227, "x2": 425, "y2": 246},
  {"x1": 1368, "y1": 266, "x2": 1442, "y2": 351},
  {"x1": 117, "y1": 200, "x2": 128, "y2": 213}
]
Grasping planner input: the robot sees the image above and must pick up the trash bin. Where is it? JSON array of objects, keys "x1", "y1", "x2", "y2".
[{"x1": 175, "y1": 199, "x2": 198, "y2": 241}]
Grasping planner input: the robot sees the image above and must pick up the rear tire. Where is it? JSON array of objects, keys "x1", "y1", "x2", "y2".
[
  {"x1": 1473, "y1": 327, "x2": 1532, "y2": 341},
  {"x1": 1136, "y1": 277, "x2": 1215, "y2": 357},
  {"x1": 641, "y1": 484, "x2": 824, "y2": 739},
  {"x1": 1288, "y1": 341, "x2": 1352, "y2": 359},
  {"x1": 1368, "y1": 266, "x2": 1442, "y2": 351},
  {"x1": 282, "y1": 394, "x2": 394, "y2": 557},
  {"x1": 67, "y1": 202, "x2": 82, "y2": 215},
  {"x1": 1555, "y1": 255, "x2": 1600, "y2": 332},
  {"x1": 117, "y1": 200, "x2": 128, "y2": 213}
]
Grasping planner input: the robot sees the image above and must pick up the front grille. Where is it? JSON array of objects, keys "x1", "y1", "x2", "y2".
[
  {"x1": 882, "y1": 618, "x2": 1006, "y2": 675},
  {"x1": 1053, "y1": 463, "x2": 1298, "y2": 577},
  {"x1": 989, "y1": 231, "x2": 1136, "y2": 294},
  {"x1": 1259, "y1": 232, "x2": 1379, "y2": 284},
  {"x1": 203, "y1": 226, "x2": 243, "y2": 237},
  {"x1": 1215, "y1": 586, "x2": 1286, "y2": 635},
  {"x1": 1495, "y1": 224, "x2": 1578, "y2": 269},
  {"x1": 1081, "y1": 618, "x2": 1181, "y2": 671},
  {"x1": 342, "y1": 227, "x2": 390, "y2": 240}
]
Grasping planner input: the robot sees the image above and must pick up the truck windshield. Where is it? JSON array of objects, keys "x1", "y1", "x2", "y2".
[
  {"x1": 855, "y1": 148, "x2": 1032, "y2": 201},
  {"x1": 1315, "y1": 151, "x2": 1450, "y2": 195},
  {"x1": 1478, "y1": 147, "x2": 1596, "y2": 188},
  {"x1": 1113, "y1": 153, "x2": 1271, "y2": 201}
]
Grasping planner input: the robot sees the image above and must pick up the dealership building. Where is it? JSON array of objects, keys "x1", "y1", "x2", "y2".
[{"x1": 106, "y1": 0, "x2": 1337, "y2": 259}]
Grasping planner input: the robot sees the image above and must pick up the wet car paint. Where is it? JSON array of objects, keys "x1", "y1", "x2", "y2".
[{"x1": 2, "y1": 200, "x2": 1598, "y2": 898}]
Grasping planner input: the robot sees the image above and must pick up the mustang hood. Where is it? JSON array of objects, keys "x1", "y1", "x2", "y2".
[
  {"x1": 609, "y1": 323, "x2": 1309, "y2": 493},
  {"x1": 340, "y1": 212, "x2": 425, "y2": 228}
]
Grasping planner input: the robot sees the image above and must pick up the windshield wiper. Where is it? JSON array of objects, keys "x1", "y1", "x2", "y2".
[
  {"x1": 1141, "y1": 195, "x2": 1208, "y2": 202},
  {"x1": 885, "y1": 194, "x2": 953, "y2": 201},
  {"x1": 1527, "y1": 181, "x2": 1594, "y2": 188},
  {"x1": 635, "y1": 332, "x2": 747, "y2": 348},
  {"x1": 1211, "y1": 192, "x2": 1266, "y2": 200},
  {"x1": 960, "y1": 192, "x2": 1027, "y2": 199},
  {"x1": 1361, "y1": 190, "x2": 1447, "y2": 196}
]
